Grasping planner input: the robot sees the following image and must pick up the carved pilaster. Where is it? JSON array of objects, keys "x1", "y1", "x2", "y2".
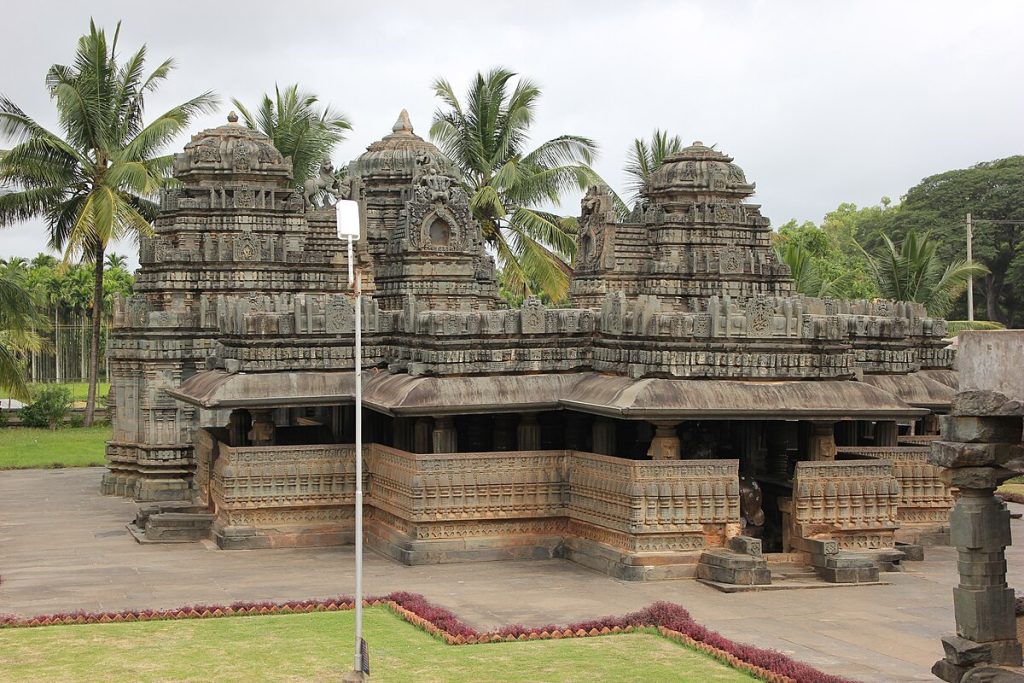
[
  {"x1": 247, "y1": 409, "x2": 275, "y2": 446},
  {"x1": 414, "y1": 417, "x2": 432, "y2": 454},
  {"x1": 432, "y1": 416, "x2": 458, "y2": 454},
  {"x1": 517, "y1": 412, "x2": 541, "y2": 451},
  {"x1": 808, "y1": 421, "x2": 837, "y2": 461},
  {"x1": 592, "y1": 418, "x2": 617, "y2": 456},
  {"x1": 876, "y1": 420, "x2": 898, "y2": 447},
  {"x1": 647, "y1": 421, "x2": 681, "y2": 460}
]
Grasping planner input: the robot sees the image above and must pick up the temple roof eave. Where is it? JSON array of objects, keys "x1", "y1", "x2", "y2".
[{"x1": 167, "y1": 370, "x2": 927, "y2": 420}]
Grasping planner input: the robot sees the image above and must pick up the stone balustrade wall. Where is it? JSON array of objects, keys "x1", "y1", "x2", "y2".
[
  {"x1": 792, "y1": 459, "x2": 901, "y2": 549},
  {"x1": 366, "y1": 445, "x2": 567, "y2": 523},
  {"x1": 211, "y1": 443, "x2": 358, "y2": 527},
  {"x1": 202, "y1": 438, "x2": 740, "y2": 555},
  {"x1": 567, "y1": 453, "x2": 738, "y2": 552},
  {"x1": 836, "y1": 446, "x2": 954, "y2": 526}
]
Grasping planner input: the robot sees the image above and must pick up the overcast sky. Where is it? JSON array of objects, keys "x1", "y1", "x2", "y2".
[{"x1": 2, "y1": 0, "x2": 1022, "y2": 269}]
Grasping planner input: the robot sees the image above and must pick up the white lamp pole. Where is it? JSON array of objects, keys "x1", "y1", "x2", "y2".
[{"x1": 336, "y1": 198, "x2": 365, "y2": 679}]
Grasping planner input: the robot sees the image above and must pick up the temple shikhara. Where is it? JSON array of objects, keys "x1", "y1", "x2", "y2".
[{"x1": 104, "y1": 111, "x2": 959, "y2": 583}]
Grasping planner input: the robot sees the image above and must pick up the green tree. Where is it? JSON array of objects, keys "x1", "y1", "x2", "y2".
[
  {"x1": 0, "y1": 20, "x2": 217, "y2": 425},
  {"x1": 859, "y1": 230, "x2": 988, "y2": 318},
  {"x1": 104, "y1": 252, "x2": 128, "y2": 270},
  {"x1": 624, "y1": 129, "x2": 684, "y2": 205},
  {"x1": 429, "y1": 68, "x2": 600, "y2": 302},
  {"x1": 0, "y1": 268, "x2": 44, "y2": 401},
  {"x1": 231, "y1": 84, "x2": 351, "y2": 187},
  {"x1": 773, "y1": 219, "x2": 877, "y2": 299},
  {"x1": 891, "y1": 157, "x2": 1024, "y2": 326}
]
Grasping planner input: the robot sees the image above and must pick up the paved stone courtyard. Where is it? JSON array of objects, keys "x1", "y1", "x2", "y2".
[{"x1": 2, "y1": 468, "x2": 1022, "y2": 682}]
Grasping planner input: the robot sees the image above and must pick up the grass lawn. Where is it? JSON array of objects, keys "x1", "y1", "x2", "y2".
[
  {"x1": 0, "y1": 425, "x2": 110, "y2": 469},
  {"x1": 0, "y1": 608, "x2": 755, "y2": 683},
  {"x1": 999, "y1": 482, "x2": 1024, "y2": 497},
  {"x1": 26, "y1": 381, "x2": 110, "y2": 403}
]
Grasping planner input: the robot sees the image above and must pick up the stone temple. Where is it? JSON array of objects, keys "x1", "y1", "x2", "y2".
[{"x1": 104, "y1": 111, "x2": 959, "y2": 582}]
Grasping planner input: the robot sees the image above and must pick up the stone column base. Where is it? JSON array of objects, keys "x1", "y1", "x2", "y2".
[{"x1": 933, "y1": 635, "x2": 1024, "y2": 683}]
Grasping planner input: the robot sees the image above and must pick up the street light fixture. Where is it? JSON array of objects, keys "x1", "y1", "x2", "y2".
[{"x1": 336, "y1": 198, "x2": 369, "y2": 681}]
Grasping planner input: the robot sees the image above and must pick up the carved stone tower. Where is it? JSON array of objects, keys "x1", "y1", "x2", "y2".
[
  {"x1": 104, "y1": 113, "x2": 348, "y2": 501},
  {"x1": 571, "y1": 142, "x2": 792, "y2": 310},
  {"x1": 349, "y1": 110, "x2": 500, "y2": 311}
]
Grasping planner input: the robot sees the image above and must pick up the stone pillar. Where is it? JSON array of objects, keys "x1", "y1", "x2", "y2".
[
  {"x1": 432, "y1": 415, "x2": 458, "y2": 454},
  {"x1": 735, "y1": 421, "x2": 762, "y2": 473},
  {"x1": 413, "y1": 417, "x2": 432, "y2": 454},
  {"x1": 247, "y1": 409, "x2": 275, "y2": 446},
  {"x1": 592, "y1": 418, "x2": 617, "y2": 456},
  {"x1": 564, "y1": 412, "x2": 589, "y2": 452},
  {"x1": 228, "y1": 410, "x2": 249, "y2": 447},
  {"x1": 922, "y1": 413, "x2": 942, "y2": 436},
  {"x1": 876, "y1": 420, "x2": 898, "y2": 447},
  {"x1": 516, "y1": 412, "x2": 541, "y2": 451},
  {"x1": 492, "y1": 414, "x2": 516, "y2": 451},
  {"x1": 393, "y1": 417, "x2": 414, "y2": 452},
  {"x1": 929, "y1": 331, "x2": 1024, "y2": 682},
  {"x1": 807, "y1": 421, "x2": 837, "y2": 461},
  {"x1": 647, "y1": 421, "x2": 681, "y2": 460},
  {"x1": 834, "y1": 421, "x2": 858, "y2": 447}
]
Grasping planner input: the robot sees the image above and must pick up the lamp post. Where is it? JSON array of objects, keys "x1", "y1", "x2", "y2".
[{"x1": 336, "y1": 198, "x2": 368, "y2": 681}]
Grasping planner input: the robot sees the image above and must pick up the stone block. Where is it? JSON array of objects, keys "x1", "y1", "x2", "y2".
[
  {"x1": 728, "y1": 535, "x2": 763, "y2": 557},
  {"x1": 942, "y1": 467, "x2": 1018, "y2": 490},
  {"x1": 954, "y1": 391, "x2": 1024, "y2": 418},
  {"x1": 958, "y1": 332, "x2": 1024, "y2": 403},
  {"x1": 933, "y1": 657, "x2": 973, "y2": 683},
  {"x1": 940, "y1": 415, "x2": 1024, "y2": 445},
  {"x1": 896, "y1": 541, "x2": 925, "y2": 561},
  {"x1": 696, "y1": 550, "x2": 771, "y2": 585},
  {"x1": 962, "y1": 666, "x2": 1024, "y2": 683},
  {"x1": 931, "y1": 441, "x2": 1024, "y2": 469},
  {"x1": 816, "y1": 565, "x2": 879, "y2": 583},
  {"x1": 941, "y1": 635, "x2": 1023, "y2": 667},
  {"x1": 953, "y1": 587, "x2": 1017, "y2": 642}
]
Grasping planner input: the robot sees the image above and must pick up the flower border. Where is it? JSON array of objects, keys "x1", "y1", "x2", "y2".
[{"x1": 1, "y1": 593, "x2": 851, "y2": 683}]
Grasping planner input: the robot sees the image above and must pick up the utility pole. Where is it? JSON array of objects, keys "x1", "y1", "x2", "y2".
[{"x1": 966, "y1": 212, "x2": 974, "y2": 322}]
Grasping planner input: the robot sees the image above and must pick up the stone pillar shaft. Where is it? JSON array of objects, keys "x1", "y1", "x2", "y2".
[
  {"x1": 807, "y1": 421, "x2": 837, "y2": 461},
  {"x1": 517, "y1": 412, "x2": 541, "y2": 451},
  {"x1": 432, "y1": 415, "x2": 458, "y2": 454},
  {"x1": 592, "y1": 418, "x2": 617, "y2": 456},
  {"x1": 647, "y1": 421, "x2": 681, "y2": 460}
]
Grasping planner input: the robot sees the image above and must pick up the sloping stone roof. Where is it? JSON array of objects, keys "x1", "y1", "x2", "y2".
[
  {"x1": 860, "y1": 373, "x2": 955, "y2": 409},
  {"x1": 169, "y1": 369, "x2": 925, "y2": 419}
]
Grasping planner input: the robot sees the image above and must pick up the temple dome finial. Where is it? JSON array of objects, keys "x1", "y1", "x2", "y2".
[{"x1": 393, "y1": 109, "x2": 414, "y2": 135}]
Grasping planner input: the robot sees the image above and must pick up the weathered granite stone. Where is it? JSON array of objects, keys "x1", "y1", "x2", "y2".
[
  {"x1": 932, "y1": 331, "x2": 1024, "y2": 683},
  {"x1": 941, "y1": 415, "x2": 1024, "y2": 444}
]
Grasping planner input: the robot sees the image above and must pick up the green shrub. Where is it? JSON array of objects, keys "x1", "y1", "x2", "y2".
[
  {"x1": 0, "y1": 408, "x2": 8, "y2": 427},
  {"x1": 20, "y1": 386, "x2": 73, "y2": 430}
]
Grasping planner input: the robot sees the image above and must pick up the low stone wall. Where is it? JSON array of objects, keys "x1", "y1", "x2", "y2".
[
  {"x1": 836, "y1": 445, "x2": 953, "y2": 537},
  {"x1": 197, "y1": 437, "x2": 741, "y2": 577},
  {"x1": 790, "y1": 459, "x2": 900, "y2": 550},
  {"x1": 209, "y1": 441, "x2": 358, "y2": 548}
]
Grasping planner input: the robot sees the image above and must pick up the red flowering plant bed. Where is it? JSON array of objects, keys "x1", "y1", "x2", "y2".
[{"x1": 1, "y1": 592, "x2": 850, "y2": 683}]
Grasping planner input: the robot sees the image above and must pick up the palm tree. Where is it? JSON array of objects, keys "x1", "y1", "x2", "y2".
[
  {"x1": 0, "y1": 20, "x2": 217, "y2": 425},
  {"x1": 231, "y1": 84, "x2": 351, "y2": 187},
  {"x1": 624, "y1": 129, "x2": 684, "y2": 205},
  {"x1": 429, "y1": 68, "x2": 601, "y2": 302},
  {"x1": 0, "y1": 269, "x2": 44, "y2": 402},
  {"x1": 104, "y1": 252, "x2": 128, "y2": 270},
  {"x1": 859, "y1": 230, "x2": 989, "y2": 318}
]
